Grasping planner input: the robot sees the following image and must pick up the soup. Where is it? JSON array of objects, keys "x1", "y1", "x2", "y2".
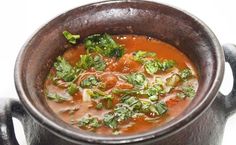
[{"x1": 44, "y1": 32, "x2": 198, "y2": 135}]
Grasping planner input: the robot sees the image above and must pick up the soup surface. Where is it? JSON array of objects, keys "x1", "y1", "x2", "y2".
[{"x1": 44, "y1": 32, "x2": 198, "y2": 135}]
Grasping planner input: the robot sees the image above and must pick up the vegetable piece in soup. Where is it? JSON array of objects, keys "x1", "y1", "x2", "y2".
[{"x1": 44, "y1": 33, "x2": 198, "y2": 135}]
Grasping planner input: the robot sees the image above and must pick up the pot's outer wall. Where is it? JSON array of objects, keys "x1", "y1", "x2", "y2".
[{"x1": 17, "y1": 93, "x2": 226, "y2": 145}]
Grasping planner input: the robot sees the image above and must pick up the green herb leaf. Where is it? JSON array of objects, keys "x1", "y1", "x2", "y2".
[
  {"x1": 77, "y1": 54, "x2": 94, "y2": 70},
  {"x1": 125, "y1": 73, "x2": 147, "y2": 88},
  {"x1": 103, "y1": 102, "x2": 135, "y2": 130},
  {"x1": 103, "y1": 96, "x2": 168, "y2": 129},
  {"x1": 154, "y1": 101, "x2": 168, "y2": 115},
  {"x1": 63, "y1": 31, "x2": 80, "y2": 44},
  {"x1": 80, "y1": 75, "x2": 99, "y2": 88},
  {"x1": 109, "y1": 47, "x2": 124, "y2": 58},
  {"x1": 103, "y1": 113, "x2": 118, "y2": 129},
  {"x1": 182, "y1": 86, "x2": 196, "y2": 98},
  {"x1": 132, "y1": 51, "x2": 156, "y2": 63},
  {"x1": 179, "y1": 68, "x2": 192, "y2": 80},
  {"x1": 89, "y1": 118, "x2": 100, "y2": 128},
  {"x1": 147, "y1": 84, "x2": 164, "y2": 97},
  {"x1": 144, "y1": 59, "x2": 175, "y2": 74},
  {"x1": 67, "y1": 83, "x2": 78, "y2": 96},
  {"x1": 113, "y1": 84, "x2": 165, "y2": 101},
  {"x1": 104, "y1": 96, "x2": 142, "y2": 129},
  {"x1": 76, "y1": 54, "x2": 106, "y2": 71},
  {"x1": 121, "y1": 96, "x2": 142, "y2": 111},
  {"x1": 144, "y1": 60, "x2": 160, "y2": 74},
  {"x1": 54, "y1": 56, "x2": 77, "y2": 82},
  {"x1": 86, "y1": 89, "x2": 113, "y2": 109},
  {"x1": 160, "y1": 60, "x2": 175, "y2": 71},
  {"x1": 93, "y1": 55, "x2": 106, "y2": 71},
  {"x1": 114, "y1": 104, "x2": 133, "y2": 122},
  {"x1": 84, "y1": 34, "x2": 124, "y2": 58},
  {"x1": 78, "y1": 115, "x2": 101, "y2": 129}
]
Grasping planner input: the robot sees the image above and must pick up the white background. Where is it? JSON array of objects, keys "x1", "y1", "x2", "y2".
[{"x1": 0, "y1": 0, "x2": 235, "y2": 144}]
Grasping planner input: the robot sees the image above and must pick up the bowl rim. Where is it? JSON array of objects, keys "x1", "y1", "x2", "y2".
[{"x1": 14, "y1": 0, "x2": 224, "y2": 144}]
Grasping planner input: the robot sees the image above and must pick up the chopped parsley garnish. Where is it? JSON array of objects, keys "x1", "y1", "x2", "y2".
[
  {"x1": 146, "y1": 84, "x2": 165, "y2": 99},
  {"x1": 80, "y1": 75, "x2": 99, "y2": 88},
  {"x1": 154, "y1": 101, "x2": 168, "y2": 115},
  {"x1": 124, "y1": 73, "x2": 147, "y2": 88},
  {"x1": 86, "y1": 89, "x2": 114, "y2": 109},
  {"x1": 140, "y1": 101, "x2": 167, "y2": 115},
  {"x1": 103, "y1": 113, "x2": 118, "y2": 129},
  {"x1": 63, "y1": 31, "x2": 80, "y2": 44},
  {"x1": 103, "y1": 96, "x2": 142, "y2": 129},
  {"x1": 93, "y1": 55, "x2": 106, "y2": 71},
  {"x1": 179, "y1": 68, "x2": 192, "y2": 80},
  {"x1": 54, "y1": 56, "x2": 77, "y2": 82},
  {"x1": 120, "y1": 96, "x2": 142, "y2": 111},
  {"x1": 76, "y1": 54, "x2": 106, "y2": 71},
  {"x1": 104, "y1": 103, "x2": 135, "y2": 129},
  {"x1": 78, "y1": 115, "x2": 101, "y2": 129},
  {"x1": 84, "y1": 33, "x2": 124, "y2": 58},
  {"x1": 177, "y1": 86, "x2": 196, "y2": 99},
  {"x1": 132, "y1": 51, "x2": 156, "y2": 63},
  {"x1": 160, "y1": 60, "x2": 175, "y2": 71},
  {"x1": 144, "y1": 59, "x2": 175, "y2": 75},
  {"x1": 67, "y1": 83, "x2": 78, "y2": 96},
  {"x1": 113, "y1": 84, "x2": 165, "y2": 102},
  {"x1": 77, "y1": 54, "x2": 94, "y2": 70},
  {"x1": 182, "y1": 86, "x2": 196, "y2": 98},
  {"x1": 103, "y1": 95, "x2": 168, "y2": 130},
  {"x1": 144, "y1": 60, "x2": 160, "y2": 74},
  {"x1": 131, "y1": 50, "x2": 175, "y2": 75},
  {"x1": 114, "y1": 104, "x2": 133, "y2": 122}
]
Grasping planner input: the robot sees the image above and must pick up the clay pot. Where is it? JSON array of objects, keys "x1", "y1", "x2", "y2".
[{"x1": 1, "y1": 1, "x2": 236, "y2": 145}]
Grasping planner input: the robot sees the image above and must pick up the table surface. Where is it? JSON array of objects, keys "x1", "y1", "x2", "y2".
[{"x1": 0, "y1": 0, "x2": 235, "y2": 144}]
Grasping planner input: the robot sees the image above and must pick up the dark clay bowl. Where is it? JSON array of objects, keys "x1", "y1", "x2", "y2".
[{"x1": 10, "y1": 0, "x2": 236, "y2": 145}]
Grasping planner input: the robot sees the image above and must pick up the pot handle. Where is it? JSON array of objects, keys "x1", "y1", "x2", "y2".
[
  {"x1": 0, "y1": 98, "x2": 25, "y2": 145},
  {"x1": 223, "y1": 44, "x2": 236, "y2": 117}
]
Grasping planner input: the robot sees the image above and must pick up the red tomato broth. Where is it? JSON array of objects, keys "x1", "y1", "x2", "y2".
[{"x1": 44, "y1": 35, "x2": 198, "y2": 135}]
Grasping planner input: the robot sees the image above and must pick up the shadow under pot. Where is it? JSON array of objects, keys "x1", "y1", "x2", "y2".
[{"x1": 1, "y1": 0, "x2": 236, "y2": 145}]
